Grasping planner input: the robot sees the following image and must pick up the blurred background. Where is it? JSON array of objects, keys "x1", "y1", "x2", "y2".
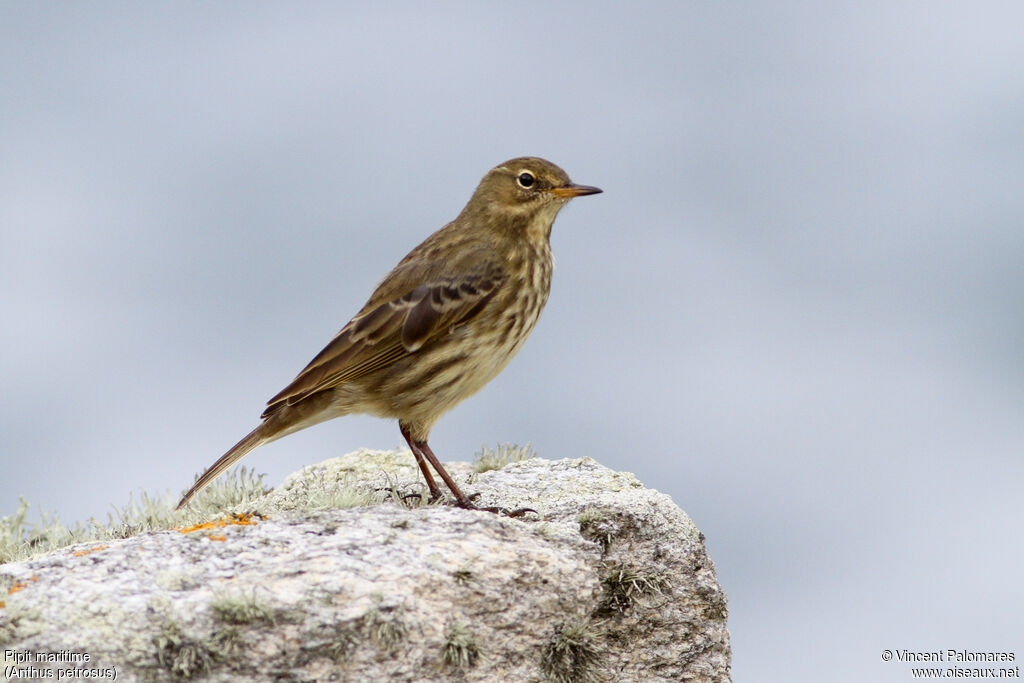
[{"x1": 2, "y1": 2, "x2": 1022, "y2": 680}]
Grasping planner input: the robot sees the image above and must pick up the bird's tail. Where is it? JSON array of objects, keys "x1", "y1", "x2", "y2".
[{"x1": 176, "y1": 425, "x2": 267, "y2": 510}]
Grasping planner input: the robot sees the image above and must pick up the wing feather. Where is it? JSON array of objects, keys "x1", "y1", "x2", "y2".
[{"x1": 262, "y1": 266, "x2": 502, "y2": 417}]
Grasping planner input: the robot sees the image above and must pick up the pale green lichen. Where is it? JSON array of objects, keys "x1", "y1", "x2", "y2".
[
  {"x1": 154, "y1": 569, "x2": 203, "y2": 592},
  {"x1": 598, "y1": 562, "x2": 671, "y2": 614},
  {"x1": 366, "y1": 608, "x2": 407, "y2": 652},
  {"x1": 451, "y1": 567, "x2": 474, "y2": 585},
  {"x1": 443, "y1": 622, "x2": 480, "y2": 668},
  {"x1": 210, "y1": 589, "x2": 276, "y2": 626},
  {"x1": 264, "y1": 451, "x2": 450, "y2": 512},
  {"x1": 211, "y1": 625, "x2": 244, "y2": 658},
  {"x1": 296, "y1": 480, "x2": 378, "y2": 511},
  {"x1": 154, "y1": 619, "x2": 217, "y2": 679},
  {"x1": 0, "y1": 607, "x2": 23, "y2": 645},
  {"x1": 473, "y1": 443, "x2": 536, "y2": 473},
  {"x1": 327, "y1": 627, "x2": 357, "y2": 662},
  {"x1": 576, "y1": 506, "x2": 616, "y2": 552},
  {"x1": 541, "y1": 618, "x2": 605, "y2": 683},
  {"x1": 1, "y1": 468, "x2": 269, "y2": 564}
]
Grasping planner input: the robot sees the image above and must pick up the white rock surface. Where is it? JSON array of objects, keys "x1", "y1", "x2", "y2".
[{"x1": 0, "y1": 452, "x2": 731, "y2": 682}]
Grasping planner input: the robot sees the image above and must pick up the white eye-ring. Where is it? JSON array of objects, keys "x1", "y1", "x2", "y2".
[{"x1": 516, "y1": 171, "x2": 535, "y2": 188}]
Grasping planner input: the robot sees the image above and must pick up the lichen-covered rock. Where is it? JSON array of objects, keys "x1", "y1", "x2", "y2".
[{"x1": 0, "y1": 452, "x2": 731, "y2": 682}]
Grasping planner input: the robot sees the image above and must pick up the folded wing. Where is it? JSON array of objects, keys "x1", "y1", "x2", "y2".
[{"x1": 262, "y1": 264, "x2": 503, "y2": 417}]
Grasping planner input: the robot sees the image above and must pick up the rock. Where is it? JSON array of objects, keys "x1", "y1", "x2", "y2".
[{"x1": 0, "y1": 451, "x2": 731, "y2": 682}]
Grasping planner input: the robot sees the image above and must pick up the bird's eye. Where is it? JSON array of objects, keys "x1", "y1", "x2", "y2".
[{"x1": 517, "y1": 172, "x2": 535, "y2": 188}]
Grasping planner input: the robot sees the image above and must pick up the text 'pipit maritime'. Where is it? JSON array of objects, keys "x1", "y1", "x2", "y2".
[{"x1": 176, "y1": 157, "x2": 601, "y2": 514}]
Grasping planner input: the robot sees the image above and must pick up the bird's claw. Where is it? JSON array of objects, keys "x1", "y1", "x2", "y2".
[
  {"x1": 493, "y1": 506, "x2": 538, "y2": 518},
  {"x1": 457, "y1": 498, "x2": 537, "y2": 518}
]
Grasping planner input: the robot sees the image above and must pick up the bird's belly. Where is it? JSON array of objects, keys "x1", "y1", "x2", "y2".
[{"x1": 368, "y1": 317, "x2": 533, "y2": 426}]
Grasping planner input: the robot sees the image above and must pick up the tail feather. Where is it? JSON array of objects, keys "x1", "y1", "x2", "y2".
[{"x1": 176, "y1": 426, "x2": 266, "y2": 510}]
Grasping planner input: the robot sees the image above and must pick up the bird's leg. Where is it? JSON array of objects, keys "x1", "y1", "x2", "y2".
[
  {"x1": 400, "y1": 423, "x2": 443, "y2": 502},
  {"x1": 400, "y1": 425, "x2": 535, "y2": 517},
  {"x1": 414, "y1": 439, "x2": 537, "y2": 517},
  {"x1": 414, "y1": 438, "x2": 477, "y2": 509}
]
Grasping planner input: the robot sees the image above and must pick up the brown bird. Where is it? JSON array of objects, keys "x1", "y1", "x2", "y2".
[{"x1": 176, "y1": 157, "x2": 601, "y2": 512}]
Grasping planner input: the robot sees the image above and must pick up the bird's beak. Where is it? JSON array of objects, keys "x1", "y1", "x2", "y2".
[{"x1": 548, "y1": 183, "x2": 603, "y2": 198}]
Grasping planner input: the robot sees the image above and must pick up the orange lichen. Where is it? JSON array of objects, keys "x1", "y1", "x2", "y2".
[
  {"x1": 207, "y1": 535, "x2": 227, "y2": 542},
  {"x1": 7, "y1": 576, "x2": 39, "y2": 594},
  {"x1": 72, "y1": 545, "x2": 108, "y2": 557},
  {"x1": 178, "y1": 513, "x2": 262, "y2": 535}
]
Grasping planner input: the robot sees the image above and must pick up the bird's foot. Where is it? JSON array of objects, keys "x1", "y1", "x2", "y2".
[
  {"x1": 400, "y1": 492, "x2": 423, "y2": 505},
  {"x1": 458, "y1": 493, "x2": 537, "y2": 518},
  {"x1": 489, "y1": 506, "x2": 538, "y2": 518}
]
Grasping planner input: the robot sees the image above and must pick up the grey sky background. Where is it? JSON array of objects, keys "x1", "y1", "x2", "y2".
[{"x1": 3, "y1": 2, "x2": 1023, "y2": 680}]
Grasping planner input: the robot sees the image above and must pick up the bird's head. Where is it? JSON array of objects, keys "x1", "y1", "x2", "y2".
[{"x1": 461, "y1": 157, "x2": 602, "y2": 241}]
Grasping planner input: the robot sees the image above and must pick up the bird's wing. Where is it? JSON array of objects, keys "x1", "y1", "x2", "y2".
[{"x1": 261, "y1": 262, "x2": 503, "y2": 417}]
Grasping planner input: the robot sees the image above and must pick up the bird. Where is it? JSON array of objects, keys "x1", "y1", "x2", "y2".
[{"x1": 176, "y1": 157, "x2": 601, "y2": 513}]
